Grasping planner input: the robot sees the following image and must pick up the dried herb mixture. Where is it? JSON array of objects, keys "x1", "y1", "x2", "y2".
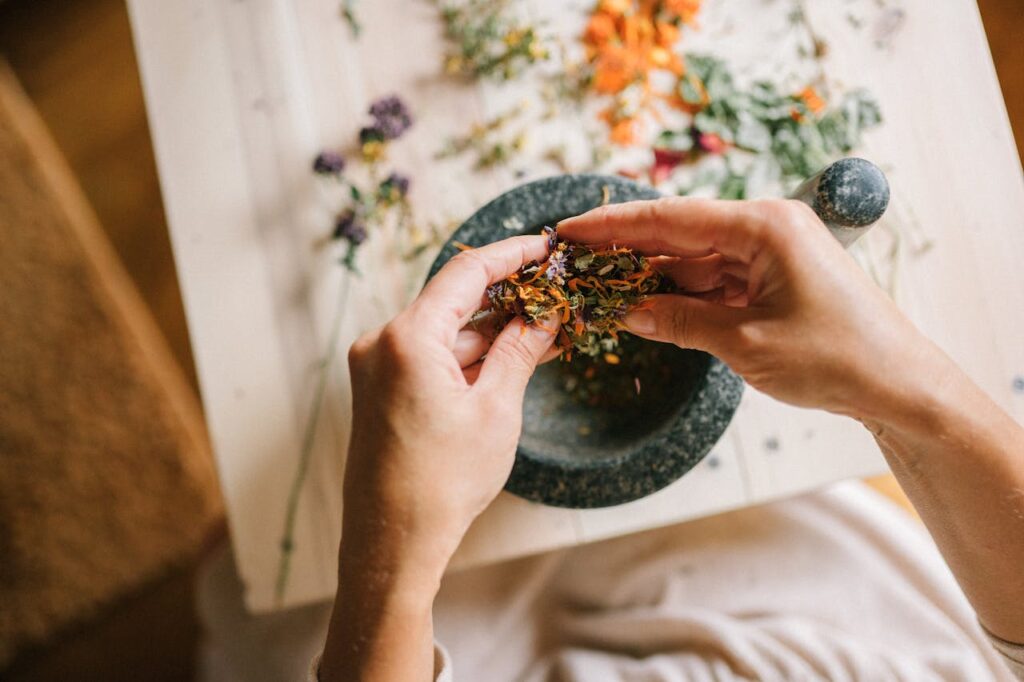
[{"x1": 485, "y1": 226, "x2": 671, "y2": 361}]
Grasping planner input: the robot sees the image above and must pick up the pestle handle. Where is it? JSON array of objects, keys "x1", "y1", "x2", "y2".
[{"x1": 789, "y1": 157, "x2": 890, "y2": 248}]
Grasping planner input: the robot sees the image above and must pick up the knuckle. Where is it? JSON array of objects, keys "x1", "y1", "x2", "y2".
[
  {"x1": 785, "y1": 198, "x2": 820, "y2": 223},
  {"x1": 376, "y1": 321, "x2": 410, "y2": 362},
  {"x1": 667, "y1": 302, "x2": 694, "y2": 345},
  {"x1": 491, "y1": 335, "x2": 535, "y2": 372},
  {"x1": 347, "y1": 329, "x2": 378, "y2": 368},
  {"x1": 753, "y1": 199, "x2": 805, "y2": 253},
  {"x1": 450, "y1": 249, "x2": 491, "y2": 278},
  {"x1": 732, "y1": 321, "x2": 766, "y2": 354}
]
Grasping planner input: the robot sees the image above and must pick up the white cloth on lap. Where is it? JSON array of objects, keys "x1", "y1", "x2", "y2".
[{"x1": 200, "y1": 481, "x2": 1019, "y2": 681}]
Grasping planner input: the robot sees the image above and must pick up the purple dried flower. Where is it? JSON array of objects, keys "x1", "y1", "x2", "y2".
[
  {"x1": 313, "y1": 151, "x2": 346, "y2": 175},
  {"x1": 546, "y1": 249, "x2": 568, "y2": 285},
  {"x1": 368, "y1": 95, "x2": 413, "y2": 140},
  {"x1": 333, "y1": 210, "x2": 367, "y2": 245},
  {"x1": 543, "y1": 225, "x2": 558, "y2": 252}
]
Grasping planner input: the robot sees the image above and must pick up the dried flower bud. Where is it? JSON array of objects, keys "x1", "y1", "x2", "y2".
[
  {"x1": 332, "y1": 210, "x2": 367, "y2": 245},
  {"x1": 312, "y1": 151, "x2": 346, "y2": 175},
  {"x1": 368, "y1": 95, "x2": 413, "y2": 140}
]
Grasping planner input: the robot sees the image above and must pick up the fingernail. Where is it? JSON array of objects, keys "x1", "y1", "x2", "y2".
[{"x1": 623, "y1": 310, "x2": 656, "y2": 335}]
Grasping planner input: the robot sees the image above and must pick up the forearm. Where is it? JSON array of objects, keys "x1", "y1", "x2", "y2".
[
  {"x1": 860, "y1": 359, "x2": 1024, "y2": 642},
  {"x1": 320, "y1": 522, "x2": 446, "y2": 682}
]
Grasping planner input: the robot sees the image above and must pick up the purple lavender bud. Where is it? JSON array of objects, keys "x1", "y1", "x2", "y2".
[
  {"x1": 543, "y1": 225, "x2": 558, "y2": 252},
  {"x1": 546, "y1": 249, "x2": 568, "y2": 284},
  {"x1": 332, "y1": 210, "x2": 367, "y2": 245},
  {"x1": 313, "y1": 151, "x2": 346, "y2": 175},
  {"x1": 368, "y1": 95, "x2": 413, "y2": 140}
]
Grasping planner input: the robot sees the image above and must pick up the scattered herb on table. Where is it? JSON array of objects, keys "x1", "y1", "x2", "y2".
[
  {"x1": 313, "y1": 95, "x2": 421, "y2": 271},
  {"x1": 653, "y1": 53, "x2": 882, "y2": 197},
  {"x1": 485, "y1": 226, "x2": 671, "y2": 361},
  {"x1": 580, "y1": 0, "x2": 703, "y2": 144},
  {"x1": 435, "y1": 102, "x2": 530, "y2": 169},
  {"x1": 340, "y1": 0, "x2": 360, "y2": 37},
  {"x1": 278, "y1": 96, "x2": 432, "y2": 603},
  {"x1": 437, "y1": 0, "x2": 550, "y2": 81}
]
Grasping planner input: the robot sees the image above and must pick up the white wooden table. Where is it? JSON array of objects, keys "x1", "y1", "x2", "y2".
[{"x1": 127, "y1": 0, "x2": 1024, "y2": 612}]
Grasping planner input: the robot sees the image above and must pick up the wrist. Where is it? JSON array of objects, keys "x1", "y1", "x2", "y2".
[
  {"x1": 339, "y1": 496, "x2": 458, "y2": 596},
  {"x1": 323, "y1": 528, "x2": 439, "y2": 682},
  {"x1": 849, "y1": 341, "x2": 964, "y2": 438}
]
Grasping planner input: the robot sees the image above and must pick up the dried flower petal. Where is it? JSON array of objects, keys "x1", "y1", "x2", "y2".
[{"x1": 486, "y1": 227, "x2": 672, "y2": 359}]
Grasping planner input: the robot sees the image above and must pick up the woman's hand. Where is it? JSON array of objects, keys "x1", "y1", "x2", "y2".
[
  {"x1": 321, "y1": 235, "x2": 555, "y2": 682},
  {"x1": 561, "y1": 197, "x2": 1024, "y2": 644},
  {"x1": 559, "y1": 198, "x2": 952, "y2": 424}
]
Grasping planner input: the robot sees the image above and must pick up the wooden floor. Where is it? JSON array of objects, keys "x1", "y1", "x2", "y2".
[{"x1": 0, "y1": 0, "x2": 1019, "y2": 679}]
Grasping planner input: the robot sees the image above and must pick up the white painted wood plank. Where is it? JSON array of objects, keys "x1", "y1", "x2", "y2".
[
  {"x1": 126, "y1": 0, "x2": 326, "y2": 610},
  {"x1": 130, "y1": 0, "x2": 1024, "y2": 611}
]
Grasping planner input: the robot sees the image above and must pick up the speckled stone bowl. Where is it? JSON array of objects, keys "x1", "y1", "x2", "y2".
[{"x1": 427, "y1": 175, "x2": 744, "y2": 508}]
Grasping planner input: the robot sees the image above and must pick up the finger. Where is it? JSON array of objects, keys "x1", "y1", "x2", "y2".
[
  {"x1": 722, "y1": 274, "x2": 749, "y2": 307},
  {"x1": 411, "y1": 235, "x2": 549, "y2": 345},
  {"x1": 649, "y1": 254, "x2": 726, "y2": 292},
  {"x1": 462, "y1": 360, "x2": 484, "y2": 385},
  {"x1": 453, "y1": 329, "x2": 492, "y2": 368},
  {"x1": 622, "y1": 293, "x2": 748, "y2": 355},
  {"x1": 557, "y1": 197, "x2": 772, "y2": 263},
  {"x1": 476, "y1": 317, "x2": 557, "y2": 394}
]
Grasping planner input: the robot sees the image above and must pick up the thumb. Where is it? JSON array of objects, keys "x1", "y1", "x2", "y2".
[
  {"x1": 477, "y1": 317, "x2": 557, "y2": 394},
  {"x1": 623, "y1": 294, "x2": 744, "y2": 355}
]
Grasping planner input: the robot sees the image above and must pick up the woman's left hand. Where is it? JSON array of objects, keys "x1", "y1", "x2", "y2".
[
  {"x1": 322, "y1": 235, "x2": 555, "y2": 681},
  {"x1": 342, "y1": 234, "x2": 555, "y2": 566}
]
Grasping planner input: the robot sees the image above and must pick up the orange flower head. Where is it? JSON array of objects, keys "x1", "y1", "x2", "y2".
[
  {"x1": 593, "y1": 46, "x2": 641, "y2": 94},
  {"x1": 608, "y1": 117, "x2": 637, "y2": 145},
  {"x1": 599, "y1": 0, "x2": 631, "y2": 16},
  {"x1": 654, "y1": 21, "x2": 680, "y2": 47},
  {"x1": 798, "y1": 86, "x2": 826, "y2": 114},
  {"x1": 585, "y1": 12, "x2": 617, "y2": 45},
  {"x1": 663, "y1": 0, "x2": 702, "y2": 24}
]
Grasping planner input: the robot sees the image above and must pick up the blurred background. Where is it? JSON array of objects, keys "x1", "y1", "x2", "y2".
[{"x1": 0, "y1": 0, "x2": 1020, "y2": 680}]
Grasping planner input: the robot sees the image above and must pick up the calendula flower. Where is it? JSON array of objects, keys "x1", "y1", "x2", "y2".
[
  {"x1": 663, "y1": 0, "x2": 702, "y2": 24},
  {"x1": 312, "y1": 151, "x2": 346, "y2": 175},
  {"x1": 585, "y1": 11, "x2": 617, "y2": 45},
  {"x1": 797, "y1": 86, "x2": 826, "y2": 115},
  {"x1": 369, "y1": 95, "x2": 413, "y2": 140}
]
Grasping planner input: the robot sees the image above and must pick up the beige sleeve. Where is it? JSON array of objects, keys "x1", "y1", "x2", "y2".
[
  {"x1": 986, "y1": 627, "x2": 1024, "y2": 680},
  {"x1": 307, "y1": 643, "x2": 453, "y2": 681}
]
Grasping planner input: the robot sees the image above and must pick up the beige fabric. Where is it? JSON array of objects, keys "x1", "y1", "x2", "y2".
[
  {"x1": 0, "y1": 61, "x2": 221, "y2": 666},
  {"x1": 987, "y1": 629, "x2": 1024, "y2": 679},
  {"x1": 429, "y1": 482, "x2": 1015, "y2": 681},
  {"x1": 205, "y1": 482, "x2": 1019, "y2": 681}
]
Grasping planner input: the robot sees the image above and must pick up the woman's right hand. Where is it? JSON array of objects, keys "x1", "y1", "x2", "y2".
[
  {"x1": 558, "y1": 198, "x2": 954, "y2": 426},
  {"x1": 564, "y1": 198, "x2": 1024, "y2": 644}
]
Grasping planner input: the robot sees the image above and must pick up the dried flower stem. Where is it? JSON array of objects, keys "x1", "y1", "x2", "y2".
[{"x1": 275, "y1": 272, "x2": 352, "y2": 604}]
